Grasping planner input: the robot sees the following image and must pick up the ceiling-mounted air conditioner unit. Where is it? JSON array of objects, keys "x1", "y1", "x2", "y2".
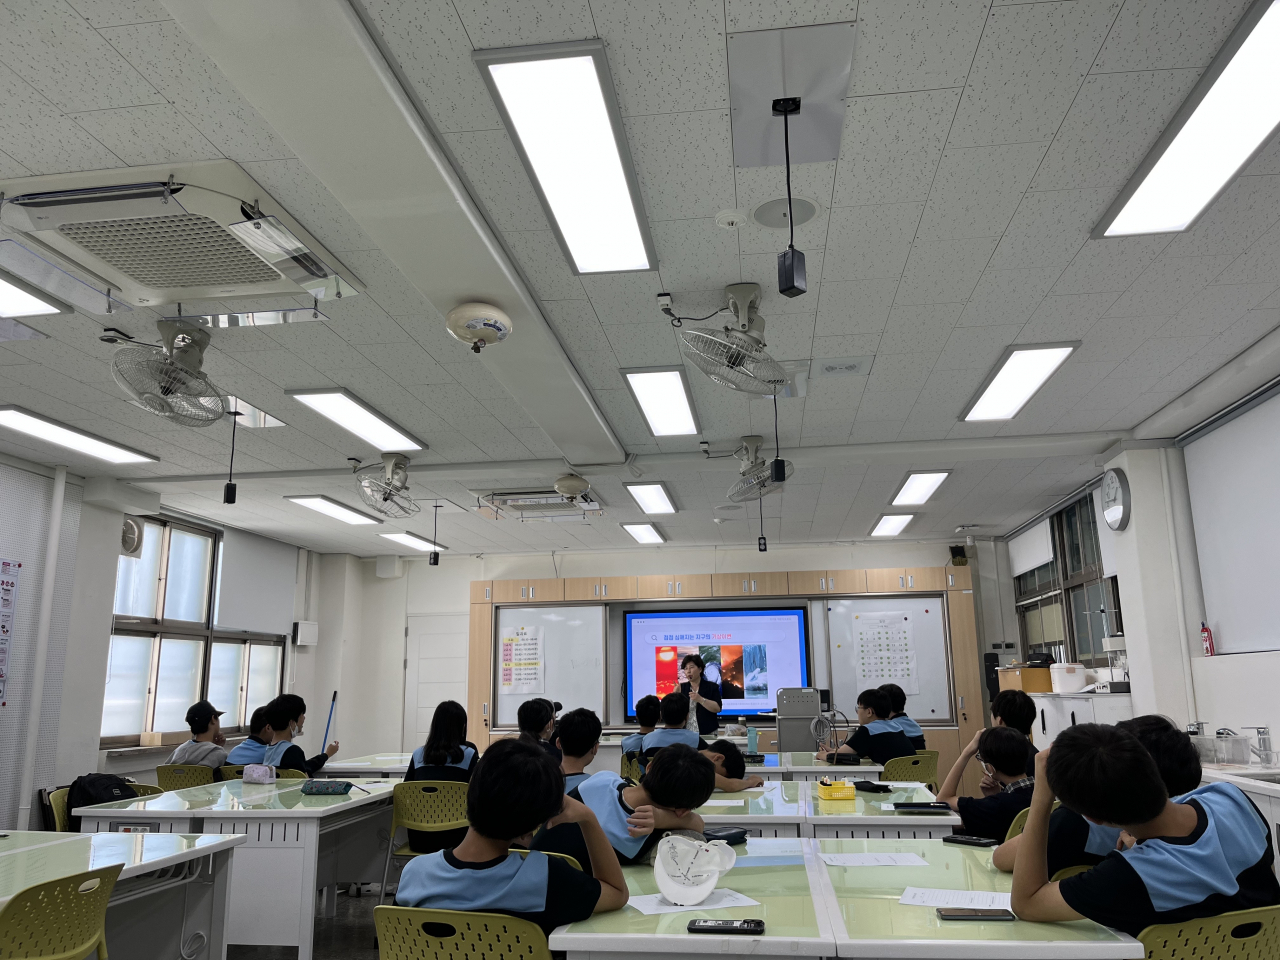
[
  {"x1": 0, "y1": 160, "x2": 362, "y2": 308},
  {"x1": 473, "y1": 476, "x2": 603, "y2": 522}
]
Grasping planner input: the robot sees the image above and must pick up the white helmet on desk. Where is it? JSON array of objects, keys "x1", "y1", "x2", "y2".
[{"x1": 653, "y1": 835, "x2": 736, "y2": 906}]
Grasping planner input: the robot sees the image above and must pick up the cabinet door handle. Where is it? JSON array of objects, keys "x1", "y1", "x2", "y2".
[
  {"x1": 899, "y1": 576, "x2": 905, "y2": 589},
  {"x1": 820, "y1": 577, "x2": 826, "y2": 591},
  {"x1": 530, "y1": 586, "x2": 535, "y2": 599},
  {"x1": 908, "y1": 575, "x2": 914, "y2": 588},
  {"x1": 1041, "y1": 709, "x2": 1046, "y2": 734},
  {"x1": 948, "y1": 573, "x2": 954, "y2": 586},
  {"x1": 594, "y1": 583, "x2": 599, "y2": 597},
  {"x1": 667, "y1": 581, "x2": 672, "y2": 595},
  {"x1": 742, "y1": 579, "x2": 748, "y2": 593},
  {"x1": 676, "y1": 581, "x2": 682, "y2": 595},
  {"x1": 603, "y1": 583, "x2": 608, "y2": 597},
  {"x1": 751, "y1": 579, "x2": 757, "y2": 593},
  {"x1": 521, "y1": 586, "x2": 527, "y2": 598},
  {"x1": 485, "y1": 586, "x2": 490, "y2": 600},
  {"x1": 1070, "y1": 711, "x2": 1077, "y2": 726}
]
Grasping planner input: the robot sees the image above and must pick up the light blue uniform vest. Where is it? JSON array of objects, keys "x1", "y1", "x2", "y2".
[
  {"x1": 640, "y1": 728, "x2": 699, "y2": 751},
  {"x1": 576, "y1": 771, "x2": 646, "y2": 858},
  {"x1": 396, "y1": 851, "x2": 549, "y2": 913}
]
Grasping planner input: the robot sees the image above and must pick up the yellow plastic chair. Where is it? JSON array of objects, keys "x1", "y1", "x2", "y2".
[
  {"x1": 47, "y1": 788, "x2": 71, "y2": 832},
  {"x1": 1050, "y1": 864, "x2": 1092, "y2": 882},
  {"x1": 509, "y1": 848, "x2": 582, "y2": 872},
  {"x1": 883, "y1": 753, "x2": 937, "y2": 791},
  {"x1": 374, "y1": 906, "x2": 550, "y2": 960},
  {"x1": 1138, "y1": 905, "x2": 1280, "y2": 960},
  {"x1": 219, "y1": 765, "x2": 246, "y2": 781},
  {"x1": 1005, "y1": 800, "x2": 1061, "y2": 841},
  {"x1": 275, "y1": 768, "x2": 307, "y2": 779},
  {"x1": 380, "y1": 781, "x2": 469, "y2": 904},
  {"x1": 129, "y1": 783, "x2": 163, "y2": 798},
  {"x1": 620, "y1": 751, "x2": 643, "y2": 782},
  {"x1": 0, "y1": 863, "x2": 122, "y2": 960},
  {"x1": 155, "y1": 765, "x2": 215, "y2": 792}
]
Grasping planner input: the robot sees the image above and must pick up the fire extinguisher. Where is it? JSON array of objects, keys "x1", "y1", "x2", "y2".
[{"x1": 1201, "y1": 622, "x2": 1216, "y2": 657}]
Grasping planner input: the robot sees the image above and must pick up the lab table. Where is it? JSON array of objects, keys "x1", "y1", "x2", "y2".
[
  {"x1": 695, "y1": 781, "x2": 809, "y2": 837},
  {"x1": 806, "y1": 783, "x2": 962, "y2": 839},
  {"x1": 320, "y1": 753, "x2": 411, "y2": 777}
]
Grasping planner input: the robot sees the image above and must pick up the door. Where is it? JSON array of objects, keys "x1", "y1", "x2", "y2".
[
  {"x1": 527, "y1": 578, "x2": 563, "y2": 602},
  {"x1": 866, "y1": 568, "x2": 907, "y2": 592},
  {"x1": 403, "y1": 614, "x2": 470, "y2": 752},
  {"x1": 1059, "y1": 697, "x2": 1094, "y2": 729},
  {"x1": 467, "y1": 604, "x2": 493, "y2": 744}
]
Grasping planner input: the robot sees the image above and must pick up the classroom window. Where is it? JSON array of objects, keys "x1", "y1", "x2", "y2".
[
  {"x1": 163, "y1": 529, "x2": 214, "y2": 622},
  {"x1": 152, "y1": 637, "x2": 205, "y2": 733},
  {"x1": 246, "y1": 644, "x2": 283, "y2": 719},
  {"x1": 113, "y1": 521, "x2": 163, "y2": 617},
  {"x1": 206, "y1": 642, "x2": 246, "y2": 728},
  {"x1": 100, "y1": 634, "x2": 153, "y2": 737}
]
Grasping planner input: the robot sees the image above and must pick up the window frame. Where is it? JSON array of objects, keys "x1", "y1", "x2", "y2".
[{"x1": 101, "y1": 516, "x2": 287, "y2": 749}]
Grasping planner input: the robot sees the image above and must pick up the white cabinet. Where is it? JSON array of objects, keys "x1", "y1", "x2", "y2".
[{"x1": 1030, "y1": 693, "x2": 1134, "y2": 747}]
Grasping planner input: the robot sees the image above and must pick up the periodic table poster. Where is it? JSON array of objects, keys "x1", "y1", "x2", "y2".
[
  {"x1": 851, "y1": 611, "x2": 919, "y2": 695},
  {"x1": 0, "y1": 558, "x2": 21, "y2": 702}
]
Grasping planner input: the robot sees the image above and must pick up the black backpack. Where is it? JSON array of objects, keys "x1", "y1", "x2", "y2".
[{"x1": 65, "y1": 773, "x2": 137, "y2": 831}]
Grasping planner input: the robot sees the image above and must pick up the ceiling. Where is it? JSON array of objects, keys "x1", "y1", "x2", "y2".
[{"x1": 0, "y1": 0, "x2": 1277, "y2": 556}]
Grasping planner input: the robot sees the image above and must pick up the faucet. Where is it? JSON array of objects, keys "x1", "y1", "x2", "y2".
[
  {"x1": 1243, "y1": 726, "x2": 1273, "y2": 763},
  {"x1": 1186, "y1": 721, "x2": 1207, "y2": 736}
]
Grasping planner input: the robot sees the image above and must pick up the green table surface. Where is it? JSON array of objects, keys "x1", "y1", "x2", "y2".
[
  {"x1": 808, "y1": 783, "x2": 958, "y2": 823},
  {"x1": 73, "y1": 778, "x2": 397, "y2": 817},
  {"x1": 785, "y1": 751, "x2": 883, "y2": 770},
  {"x1": 818, "y1": 838, "x2": 1141, "y2": 957},
  {"x1": 323, "y1": 754, "x2": 411, "y2": 769},
  {"x1": 695, "y1": 780, "x2": 806, "y2": 820},
  {"x1": 549, "y1": 837, "x2": 829, "y2": 953},
  {"x1": 0, "y1": 831, "x2": 82, "y2": 857}
]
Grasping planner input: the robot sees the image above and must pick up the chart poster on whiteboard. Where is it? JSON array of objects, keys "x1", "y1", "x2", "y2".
[
  {"x1": 0, "y1": 558, "x2": 22, "y2": 702},
  {"x1": 500, "y1": 626, "x2": 544, "y2": 695},
  {"x1": 851, "y1": 612, "x2": 918, "y2": 695}
]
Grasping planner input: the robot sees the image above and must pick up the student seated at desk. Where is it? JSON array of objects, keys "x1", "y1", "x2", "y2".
[
  {"x1": 519, "y1": 698, "x2": 561, "y2": 762},
  {"x1": 532, "y1": 743, "x2": 715, "y2": 875},
  {"x1": 991, "y1": 689, "x2": 1039, "y2": 776},
  {"x1": 165, "y1": 700, "x2": 229, "y2": 770},
  {"x1": 225, "y1": 706, "x2": 272, "y2": 765},
  {"x1": 640, "y1": 693, "x2": 701, "y2": 751},
  {"x1": 395, "y1": 737, "x2": 628, "y2": 936},
  {"x1": 1012, "y1": 724, "x2": 1280, "y2": 935},
  {"x1": 937, "y1": 726, "x2": 1033, "y2": 841},
  {"x1": 405, "y1": 700, "x2": 478, "y2": 853},
  {"x1": 879, "y1": 683, "x2": 926, "y2": 750},
  {"x1": 817, "y1": 688, "x2": 917, "y2": 765},
  {"x1": 557, "y1": 708, "x2": 602, "y2": 793},
  {"x1": 622, "y1": 695, "x2": 660, "y2": 754},
  {"x1": 262, "y1": 694, "x2": 339, "y2": 776},
  {"x1": 701, "y1": 738, "x2": 764, "y2": 792},
  {"x1": 994, "y1": 714, "x2": 1202, "y2": 875}
]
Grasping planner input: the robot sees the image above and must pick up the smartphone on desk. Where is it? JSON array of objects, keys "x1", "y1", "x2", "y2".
[
  {"x1": 688, "y1": 919, "x2": 765, "y2": 935},
  {"x1": 936, "y1": 908, "x2": 1016, "y2": 921},
  {"x1": 893, "y1": 801, "x2": 953, "y2": 813},
  {"x1": 942, "y1": 834, "x2": 1000, "y2": 847}
]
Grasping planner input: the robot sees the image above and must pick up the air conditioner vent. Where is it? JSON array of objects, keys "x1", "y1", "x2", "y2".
[{"x1": 59, "y1": 214, "x2": 281, "y2": 288}]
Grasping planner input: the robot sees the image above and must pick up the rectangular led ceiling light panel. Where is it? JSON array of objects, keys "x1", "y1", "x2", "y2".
[
  {"x1": 871, "y1": 514, "x2": 913, "y2": 537},
  {"x1": 227, "y1": 396, "x2": 284, "y2": 428},
  {"x1": 287, "y1": 389, "x2": 422, "y2": 451},
  {"x1": 622, "y1": 367, "x2": 700, "y2": 437},
  {"x1": 0, "y1": 405, "x2": 157, "y2": 463},
  {"x1": 0, "y1": 267, "x2": 71, "y2": 319},
  {"x1": 380, "y1": 532, "x2": 446, "y2": 551},
  {"x1": 1095, "y1": 0, "x2": 1280, "y2": 237},
  {"x1": 474, "y1": 40, "x2": 656, "y2": 274},
  {"x1": 892, "y1": 471, "x2": 950, "y2": 506},
  {"x1": 961, "y1": 343, "x2": 1078, "y2": 422},
  {"x1": 285, "y1": 495, "x2": 382, "y2": 525},
  {"x1": 622, "y1": 522, "x2": 665, "y2": 544},
  {"x1": 625, "y1": 482, "x2": 677, "y2": 514}
]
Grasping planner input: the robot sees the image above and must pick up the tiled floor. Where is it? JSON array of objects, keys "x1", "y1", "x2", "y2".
[{"x1": 228, "y1": 888, "x2": 380, "y2": 960}]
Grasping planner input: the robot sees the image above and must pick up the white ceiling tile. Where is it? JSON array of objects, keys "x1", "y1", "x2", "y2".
[
  {"x1": 65, "y1": 1, "x2": 168, "y2": 28},
  {"x1": 452, "y1": 0, "x2": 596, "y2": 47},
  {"x1": 1091, "y1": 0, "x2": 1251, "y2": 73},
  {"x1": 1157, "y1": 283, "x2": 1278, "y2": 339},
  {"x1": 241, "y1": 158, "x2": 380, "y2": 254},
  {"x1": 756, "y1": 313, "x2": 816, "y2": 361},
  {"x1": 803, "y1": 375, "x2": 867, "y2": 411},
  {"x1": 878, "y1": 303, "x2": 964, "y2": 355},
  {"x1": 444, "y1": 128, "x2": 548, "y2": 234},
  {"x1": 734, "y1": 161, "x2": 835, "y2": 254},
  {"x1": 438, "y1": 360, "x2": 510, "y2": 400},
  {"x1": 745, "y1": 248, "x2": 824, "y2": 314},
  {"x1": 236, "y1": 349, "x2": 333, "y2": 391},
  {"x1": 592, "y1": 0, "x2": 728, "y2": 116},
  {"x1": 322, "y1": 296, "x2": 414, "y2": 345},
  {"x1": 602, "y1": 323, "x2": 683, "y2": 367},
  {"x1": 1214, "y1": 218, "x2": 1280, "y2": 286},
  {"x1": 653, "y1": 219, "x2": 741, "y2": 290},
  {"x1": 101, "y1": 20, "x2": 294, "y2": 160},
  {"x1": 67, "y1": 102, "x2": 221, "y2": 165},
  {"x1": 1029, "y1": 69, "x2": 1201, "y2": 191},
  {"x1": 917, "y1": 142, "x2": 1049, "y2": 241},
  {"x1": 1162, "y1": 175, "x2": 1280, "y2": 259},
  {"x1": 1201, "y1": 307, "x2": 1280, "y2": 360},
  {"x1": 848, "y1": 421, "x2": 903, "y2": 443},
  {"x1": 501, "y1": 230, "x2": 587, "y2": 300},
  {"x1": 355, "y1": 342, "x2": 456, "y2": 385},
  {"x1": 579, "y1": 272, "x2": 670, "y2": 325},
  {"x1": 336, "y1": 250, "x2": 435, "y2": 317},
  {"x1": 726, "y1": 0, "x2": 856, "y2": 32},
  {"x1": 856, "y1": 386, "x2": 924, "y2": 422},
  {"x1": 627, "y1": 110, "x2": 735, "y2": 221},
  {"x1": 849, "y1": 0, "x2": 988, "y2": 96},
  {"x1": 956, "y1": 267, "x2": 1059, "y2": 327},
  {"x1": 815, "y1": 278, "x2": 898, "y2": 336},
  {"x1": 833, "y1": 89, "x2": 960, "y2": 207},
  {"x1": 1051, "y1": 234, "x2": 1172, "y2": 294},
  {"x1": 1107, "y1": 336, "x2": 1211, "y2": 380},
  {"x1": 1104, "y1": 255, "x2": 1235, "y2": 317},
  {"x1": 1246, "y1": 132, "x2": 1280, "y2": 177},
  {"x1": 0, "y1": 65, "x2": 124, "y2": 173},
  {"x1": 1070, "y1": 315, "x2": 1168, "y2": 363},
  {"x1": 0, "y1": 147, "x2": 32, "y2": 178},
  {"x1": 593, "y1": 388, "x2": 656, "y2": 445},
  {"x1": 824, "y1": 203, "x2": 922, "y2": 280},
  {"x1": 867, "y1": 349, "x2": 941, "y2": 386},
  {"x1": 895, "y1": 237, "x2": 998, "y2": 305},
  {"x1": 988, "y1": 188, "x2": 1110, "y2": 270},
  {"x1": 948, "y1": 0, "x2": 1120, "y2": 148},
  {"x1": 932, "y1": 324, "x2": 1020, "y2": 370},
  {"x1": 1018, "y1": 291, "x2": 1120, "y2": 341},
  {"x1": 813, "y1": 334, "x2": 881, "y2": 356}
]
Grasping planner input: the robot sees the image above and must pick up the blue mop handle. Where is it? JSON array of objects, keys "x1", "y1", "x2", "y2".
[{"x1": 322, "y1": 690, "x2": 337, "y2": 745}]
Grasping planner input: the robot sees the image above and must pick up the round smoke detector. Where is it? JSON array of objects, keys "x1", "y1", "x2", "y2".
[
  {"x1": 446, "y1": 302, "x2": 512, "y2": 353},
  {"x1": 751, "y1": 197, "x2": 819, "y2": 230}
]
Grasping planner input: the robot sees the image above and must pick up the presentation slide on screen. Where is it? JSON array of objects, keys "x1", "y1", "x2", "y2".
[{"x1": 625, "y1": 609, "x2": 808, "y2": 717}]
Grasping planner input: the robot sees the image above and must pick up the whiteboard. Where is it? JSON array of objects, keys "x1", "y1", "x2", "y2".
[
  {"x1": 827, "y1": 597, "x2": 953, "y2": 724},
  {"x1": 495, "y1": 605, "x2": 605, "y2": 726}
]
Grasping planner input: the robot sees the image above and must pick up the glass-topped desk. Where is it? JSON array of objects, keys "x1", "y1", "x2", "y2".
[
  {"x1": 807, "y1": 783, "x2": 961, "y2": 838},
  {"x1": 815, "y1": 838, "x2": 1143, "y2": 958},
  {"x1": 784, "y1": 751, "x2": 886, "y2": 781},
  {"x1": 696, "y1": 780, "x2": 809, "y2": 837},
  {"x1": 0, "y1": 831, "x2": 243, "y2": 959},
  {"x1": 319, "y1": 753, "x2": 411, "y2": 777}
]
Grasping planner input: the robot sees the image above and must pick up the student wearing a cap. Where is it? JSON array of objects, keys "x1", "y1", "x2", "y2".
[{"x1": 165, "y1": 700, "x2": 229, "y2": 769}]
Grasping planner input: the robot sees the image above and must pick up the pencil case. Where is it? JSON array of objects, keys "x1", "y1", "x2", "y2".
[{"x1": 300, "y1": 779, "x2": 353, "y2": 795}]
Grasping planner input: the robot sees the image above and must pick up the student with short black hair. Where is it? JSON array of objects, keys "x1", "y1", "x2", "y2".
[
  {"x1": 518, "y1": 698, "x2": 560, "y2": 762},
  {"x1": 395, "y1": 737, "x2": 628, "y2": 935},
  {"x1": 937, "y1": 726, "x2": 1034, "y2": 841},
  {"x1": 818, "y1": 688, "x2": 917, "y2": 765},
  {"x1": 879, "y1": 683, "x2": 926, "y2": 750},
  {"x1": 994, "y1": 715, "x2": 1203, "y2": 875},
  {"x1": 640, "y1": 693, "x2": 700, "y2": 751},
  {"x1": 533, "y1": 743, "x2": 714, "y2": 875},
  {"x1": 991, "y1": 689, "x2": 1039, "y2": 776},
  {"x1": 701, "y1": 738, "x2": 764, "y2": 793},
  {"x1": 225, "y1": 706, "x2": 273, "y2": 765},
  {"x1": 166, "y1": 700, "x2": 229, "y2": 769},
  {"x1": 1012, "y1": 724, "x2": 1280, "y2": 934},
  {"x1": 622, "y1": 696, "x2": 661, "y2": 754},
  {"x1": 263, "y1": 694, "x2": 339, "y2": 775},
  {"x1": 557, "y1": 708, "x2": 603, "y2": 793}
]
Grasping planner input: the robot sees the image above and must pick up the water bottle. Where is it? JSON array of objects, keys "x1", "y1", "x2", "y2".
[{"x1": 747, "y1": 725, "x2": 758, "y2": 753}]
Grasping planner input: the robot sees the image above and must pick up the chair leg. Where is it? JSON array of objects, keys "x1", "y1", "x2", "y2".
[
  {"x1": 379, "y1": 833, "x2": 395, "y2": 906},
  {"x1": 98, "y1": 937, "x2": 108, "y2": 960}
]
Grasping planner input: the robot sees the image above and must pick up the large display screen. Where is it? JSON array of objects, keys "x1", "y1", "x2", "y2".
[{"x1": 625, "y1": 608, "x2": 809, "y2": 718}]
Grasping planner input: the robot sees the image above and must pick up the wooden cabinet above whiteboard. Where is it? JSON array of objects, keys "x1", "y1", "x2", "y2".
[{"x1": 637, "y1": 574, "x2": 712, "y2": 599}]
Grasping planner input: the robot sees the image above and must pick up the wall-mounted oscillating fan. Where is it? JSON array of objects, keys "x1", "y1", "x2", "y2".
[
  {"x1": 112, "y1": 319, "x2": 226, "y2": 426},
  {"x1": 727, "y1": 435, "x2": 794, "y2": 503},
  {"x1": 355, "y1": 453, "x2": 420, "y2": 519},
  {"x1": 680, "y1": 283, "x2": 788, "y2": 394}
]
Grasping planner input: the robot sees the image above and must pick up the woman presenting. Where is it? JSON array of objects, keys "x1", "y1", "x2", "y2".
[{"x1": 679, "y1": 654, "x2": 723, "y2": 737}]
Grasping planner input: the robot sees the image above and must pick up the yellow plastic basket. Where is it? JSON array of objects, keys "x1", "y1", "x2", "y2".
[{"x1": 814, "y1": 780, "x2": 862, "y2": 800}]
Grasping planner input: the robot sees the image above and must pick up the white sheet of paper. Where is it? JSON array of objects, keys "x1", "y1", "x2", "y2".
[
  {"x1": 821, "y1": 852, "x2": 928, "y2": 867},
  {"x1": 746, "y1": 837, "x2": 802, "y2": 856},
  {"x1": 700, "y1": 799, "x2": 746, "y2": 807},
  {"x1": 898, "y1": 887, "x2": 1012, "y2": 910},
  {"x1": 626, "y1": 889, "x2": 760, "y2": 916}
]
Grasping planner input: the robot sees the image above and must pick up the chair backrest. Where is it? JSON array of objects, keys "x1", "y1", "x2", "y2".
[
  {"x1": 1005, "y1": 806, "x2": 1031, "y2": 841},
  {"x1": 509, "y1": 848, "x2": 582, "y2": 872},
  {"x1": 374, "y1": 905, "x2": 551, "y2": 960},
  {"x1": 620, "y1": 751, "x2": 643, "y2": 782},
  {"x1": 0, "y1": 863, "x2": 123, "y2": 960},
  {"x1": 220, "y1": 765, "x2": 246, "y2": 780},
  {"x1": 1139, "y1": 905, "x2": 1280, "y2": 960},
  {"x1": 393, "y1": 781, "x2": 469, "y2": 833},
  {"x1": 275, "y1": 767, "x2": 307, "y2": 779},
  {"x1": 48, "y1": 787, "x2": 70, "y2": 832},
  {"x1": 883, "y1": 754, "x2": 933, "y2": 784},
  {"x1": 1050, "y1": 864, "x2": 1092, "y2": 882},
  {"x1": 130, "y1": 783, "x2": 164, "y2": 797},
  {"x1": 155, "y1": 764, "x2": 215, "y2": 792}
]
